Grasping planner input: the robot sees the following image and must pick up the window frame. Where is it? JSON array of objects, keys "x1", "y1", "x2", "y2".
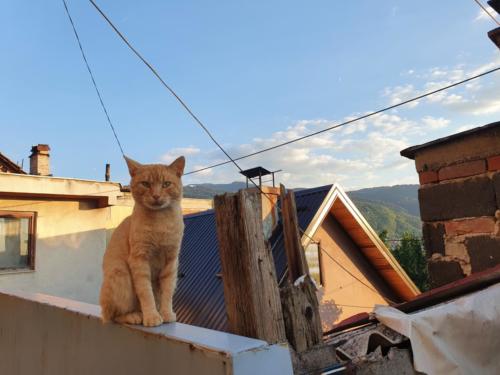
[
  {"x1": 305, "y1": 240, "x2": 324, "y2": 287},
  {"x1": 0, "y1": 210, "x2": 37, "y2": 272}
]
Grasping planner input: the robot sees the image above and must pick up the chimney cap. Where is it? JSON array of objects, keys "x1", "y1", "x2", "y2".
[
  {"x1": 30, "y1": 144, "x2": 50, "y2": 154},
  {"x1": 239, "y1": 166, "x2": 272, "y2": 179}
]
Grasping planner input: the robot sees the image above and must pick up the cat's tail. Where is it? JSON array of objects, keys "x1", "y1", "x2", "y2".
[
  {"x1": 100, "y1": 303, "x2": 115, "y2": 323},
  {"x1": 99, "y1": 285, "x2": 116, "y2": 323}
]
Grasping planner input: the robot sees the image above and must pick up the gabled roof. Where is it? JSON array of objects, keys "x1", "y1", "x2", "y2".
[
  {"x1": 0, "y1": 151, "x2": 25, "y2": 174},
  {"x1": 174, "y1": 184, "x2": 419, "y2": 332},
  {"x1": 301, "y1": 184, "x2": 420, "y2": 301}
]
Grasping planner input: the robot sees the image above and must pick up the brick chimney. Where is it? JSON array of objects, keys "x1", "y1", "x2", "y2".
[
  {"x1": 29, "y1": 144, "x2": 51, "y2": 176},
  {"x1": 401, "y1": 121, "x2": 500, "y2": 288}
]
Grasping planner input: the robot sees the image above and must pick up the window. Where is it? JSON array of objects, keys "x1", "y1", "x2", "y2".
[
  {"x1": 0, "y1": 211, "x2": 36, "y2": 271},
  {"x1": 305, "y1": 241, "x2": 323, "y2": 286}
]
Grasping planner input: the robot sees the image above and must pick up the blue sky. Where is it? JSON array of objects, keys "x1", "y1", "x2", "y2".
[{"x1": 1, "y1": 1, "x2": 499, "y2": 189}]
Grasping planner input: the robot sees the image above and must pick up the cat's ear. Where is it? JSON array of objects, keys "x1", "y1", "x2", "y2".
[
  {"x1": 169, "y1": 156, "x2": 185, "y2": 177},
  {"x1": 124, "y1": 156, "x2": 142, "y2": 177}
]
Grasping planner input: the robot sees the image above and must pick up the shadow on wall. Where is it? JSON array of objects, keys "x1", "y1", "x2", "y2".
[
  {"x1": 0, "y1": 228, "x2": 116, "y2": 305},
  {"x1": 317, "y1": 288, "x2": 343, "y2": 331}
]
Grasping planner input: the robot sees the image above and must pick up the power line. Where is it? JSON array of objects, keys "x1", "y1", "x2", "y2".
[
  {"x1": 184, "y1": 65, "x2": 500, "y2": 175},
  {"x1": 300, "y1": 229, "x2": 398, "y2": 305},
  {"x1": 84, "y1": 1, "x2": 464, "y2": 300},
  {"x1": 88, "y1": 0, "x2": 247, "y2": 177},
  {"x1": 88, "y1": 2, "x2": 499, "y2": 180},
  {"x1": 62, "y1": 0, "x2": 125, "y2": 156},
  {"x1": 87, "y1": 0, "x2": 287, "y2": 221},
  {"x1": 473, "y1": 0, "x2": 500, "y2": 26}
]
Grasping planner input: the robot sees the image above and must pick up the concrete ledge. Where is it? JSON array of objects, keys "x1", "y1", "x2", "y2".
[
  {"x1": 0, "y1": 289, "x2": 293, "y2": 375},
  {"x1": 0, "y1": 173, "x2": 123, "y2": 207}
]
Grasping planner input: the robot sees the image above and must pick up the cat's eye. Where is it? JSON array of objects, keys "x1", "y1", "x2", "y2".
[
  {"x1": 162, "y1": 181, "x2": 171, "y2": 188},
  {"x1": 140, "y1": 181, "x2": 150, "y2": 188}
]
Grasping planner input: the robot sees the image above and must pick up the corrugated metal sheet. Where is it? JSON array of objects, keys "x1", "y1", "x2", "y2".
[{"x1": 173, "y1": 185, "x2": 331, "y2": 332}]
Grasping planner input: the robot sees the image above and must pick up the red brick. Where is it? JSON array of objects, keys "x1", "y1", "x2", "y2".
[
  {"x1": 419, "y1": 170, "x2": 438, "y2": 185},
  {"x1": 487, "y1": 155, "x2": 500, "y2": 171},
  {"x1": 444, "y1": 217, "x2": 495, "y2": 236},
  {"x1": 438, "y1": 159, "x2": 486, "y2": 181}
]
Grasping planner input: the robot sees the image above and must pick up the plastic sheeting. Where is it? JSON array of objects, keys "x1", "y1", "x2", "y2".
[{"x1": 374, "y1": 283, "x2": 500, "y2": 375}]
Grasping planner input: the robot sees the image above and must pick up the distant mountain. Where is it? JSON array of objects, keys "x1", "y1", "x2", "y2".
[
  {"x1": 183, "y1": 182, "x2": 247, "y2": 199},
  {"x1": 183, "y1": 182, "x2": 422, "y2": 239},
  {"x1": 348, "y1": 185, "x2": 420, "y2": 216}
]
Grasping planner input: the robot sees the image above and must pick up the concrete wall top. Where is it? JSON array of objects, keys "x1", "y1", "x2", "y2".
[
  {"x1": 0, "y1": 289, "x2": 293, "y2": 375},
  {"x1": 0, "y1": 173, "x2": 124, "y2": 205}
]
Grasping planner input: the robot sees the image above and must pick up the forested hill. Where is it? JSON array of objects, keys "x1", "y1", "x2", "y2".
[{"x1": 184, "y1": 183, "x2": 421, "y2": 239}]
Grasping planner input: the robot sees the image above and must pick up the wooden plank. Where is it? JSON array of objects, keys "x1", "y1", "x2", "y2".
[
  {"x1": 279, "y1": 185, "x2": 323, "y2": 354},
  {"x1": 280, "y1": 184, "x2": 309, "y2": 281},
  {"x1": 214, "y1": 190, "x2": 286, "y2": 344},
  {"x1": 280, "y1": 276, "x2": 323, "y2": 353}
]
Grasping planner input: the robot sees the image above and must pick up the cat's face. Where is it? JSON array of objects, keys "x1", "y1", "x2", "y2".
[{"x1": 125, "y1": 156, "x2": 185, "y2": 211}]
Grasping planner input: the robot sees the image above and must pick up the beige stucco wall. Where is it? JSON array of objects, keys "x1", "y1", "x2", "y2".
[
  {"x1": 0, "y1": 187, "x2": 213, "y2": 305},
  {"x1": 0, "y1": 196, "x2": 133, "y2": 304},
  {"x1": 313, "y1": 215, "x2": 392, "y2": 331}
]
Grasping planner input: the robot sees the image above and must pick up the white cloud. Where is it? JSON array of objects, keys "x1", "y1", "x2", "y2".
[
  {"x1": 384, "y1": 84, "x2": 419, "y2": 108},
  {"x1": 183, "y1": 59, "x2": 500, "y2": 189},
  {"x1": 421, "y1": 116, "x2": 450, "y2": 129},
  {"x1": 161, "y1": 146, "x2": 200, "y2": 163},
  {"x1": 183, "y1": 113, "x2": 418, "y2": 189},
  {"x1": 382, "y1": 57, "x2": 500, "y2": 116}
]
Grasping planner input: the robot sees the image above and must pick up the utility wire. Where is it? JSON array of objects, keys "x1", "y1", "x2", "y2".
[
  {"x1": 85, "y1": 0, "x2": 469, "y2": 301},
  {"x1": 87, "y1": 0, "x2": 284, "y2": 217},
  {"x1": 62, "y1": 0, "x2": 125, "y2": 156},
  {"x1": 299, "y1": 228, "x2": 398, "y2": 305},
  {"x1": 473, "y1": 0, "x2": 500, "y2": 26},
  {"x1": 88, "y1": 2, "x2": 500, "y2": 180},
  {"x1": 184, "y1": 65, "x2": 500, "y2": 175},
  {"x1": 88, "y1": 0, "x2": 244, "y2": 176}
]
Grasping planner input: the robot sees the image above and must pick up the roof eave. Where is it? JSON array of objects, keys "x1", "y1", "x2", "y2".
[{"x1": 301, "y1": 183, "x2": 420, "y2": 300}]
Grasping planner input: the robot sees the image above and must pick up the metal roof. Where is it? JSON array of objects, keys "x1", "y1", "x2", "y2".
[
  {"x1": 173, "y1": 185, "x2": 332, "y2": 332},
  {"x1": 0, "y1": 152, "x2": 25, "y2": 174}
]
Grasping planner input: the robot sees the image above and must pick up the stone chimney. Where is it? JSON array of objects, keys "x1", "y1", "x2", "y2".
[
  {"x1": 401, "y1": 121, "x2": 500, "y2": 288},
  {"x1": 29, "y1": 144, "x2": 51, "y2": 176}
]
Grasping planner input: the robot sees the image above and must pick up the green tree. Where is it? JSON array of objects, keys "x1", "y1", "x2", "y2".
[
  {"x1": 391, "y1": 232, "x2": 429, "y2": 292},
  {"x1": 378, "y1": 230, "x2": 429, "y2": 292}
]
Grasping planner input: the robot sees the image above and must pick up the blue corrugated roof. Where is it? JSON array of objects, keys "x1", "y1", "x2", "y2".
[{"x1": 173, "y1": 185, "x2": 332, "y2": 332}]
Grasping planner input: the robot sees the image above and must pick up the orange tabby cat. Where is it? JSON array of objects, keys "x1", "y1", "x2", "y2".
[{"x1": 100, "y1": 156, "x2": 185, "y2": 327}]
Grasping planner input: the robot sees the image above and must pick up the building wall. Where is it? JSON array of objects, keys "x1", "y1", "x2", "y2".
[
  {"x1": 414, "y1": 127, "x2": 500, "y2": 288},
  {"x1": 0, "y1": 194, "x2": 213, "y2": 304},
  {"x1": 0, "y1": 197, "x2": 132, "y2": 304},
  {"x1": 313, "y1": 215, "x2": 391, "y2": 330},
  {"x1": 0, "y1": 192, "x2": 215, "y2": 304}
]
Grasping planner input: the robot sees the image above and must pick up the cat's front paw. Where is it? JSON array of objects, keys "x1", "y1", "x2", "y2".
[
  {"x1": 160, "y1": 309, "x2": 177, "y2": 323},
  {"x1": 142, "y1": 310, "x2": 163, "y2": 327}
]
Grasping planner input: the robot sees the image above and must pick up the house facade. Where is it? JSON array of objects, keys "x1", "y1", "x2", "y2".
[
  {"x1": 0, "y1": 146, "x2": 212, "y2": 304},
  {"x1": 174, "y1": 184, "x2": 419, "y2": 333}
]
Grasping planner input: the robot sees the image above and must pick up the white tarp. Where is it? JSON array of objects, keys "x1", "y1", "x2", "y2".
[{"x1": 374, "y1": 283, "x2": 500, "y2": 375}]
